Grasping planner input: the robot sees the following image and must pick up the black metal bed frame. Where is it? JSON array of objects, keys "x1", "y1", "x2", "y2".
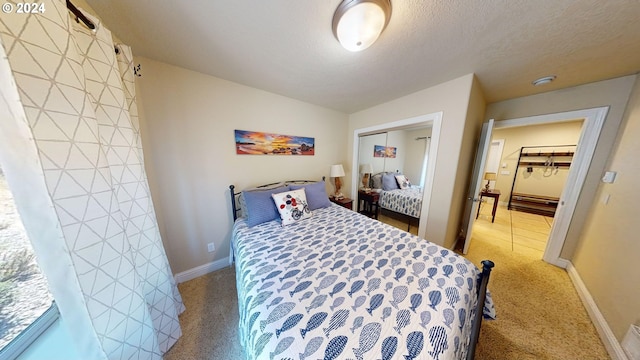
[{"x1": 230, "y1": 178, "x2": 325, "y2": 222}]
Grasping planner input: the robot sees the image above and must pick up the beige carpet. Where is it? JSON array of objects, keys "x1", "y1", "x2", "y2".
[
  {"x1": 464, "y1": 232, "x2": 609, "y2": 359},
  {"x1": 165, "y1": 218, "x2": 610, "y2": 360},
  {"x1": 164, "y1": 266, "x2": 245, "y2": 360}
]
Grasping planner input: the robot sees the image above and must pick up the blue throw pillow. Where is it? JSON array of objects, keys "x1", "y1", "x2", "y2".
[
  {"x1": 243, "y1": 186, "x2": 290, "y2": 227},
  {"x1": 290, "y1": 181, "x2": 331, "y2": 210},
  {"x1": 382, "y1": 173, "x2": 400, "y2": 191}
]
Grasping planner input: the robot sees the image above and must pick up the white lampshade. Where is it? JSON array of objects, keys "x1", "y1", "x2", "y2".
[
  {"x1": 483, "y1": 172, "x2": 497, "y2": 181},
  {"x1": 330, "y1": 164, "x2": 346, "y2": 177},
  {"x1": 359, "y1": 163, "x2": 373, "y2": 174},
  {"x1": 332, "y1": 0, "x2": 392, "y2": 52}
]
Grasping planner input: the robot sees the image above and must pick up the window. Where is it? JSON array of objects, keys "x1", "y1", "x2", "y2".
[{"x1": 0, "y1": 166, "x2": 56, "y2": 360}]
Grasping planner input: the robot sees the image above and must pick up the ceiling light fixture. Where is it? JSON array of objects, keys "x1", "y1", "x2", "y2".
[
  {"x1": 332, "y1": 0, "x2": 392, "y2": 52},
  {"x1": 532, "y1": 75, "x2": 557, "y2": 86}
]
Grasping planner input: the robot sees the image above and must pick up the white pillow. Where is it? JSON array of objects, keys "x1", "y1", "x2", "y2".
[
  {"x1": 395, "y1": 174, "x2": 411, "y2": 189},
  {"x1": 271, "y1": 189, "x2": 312, "y2": 225}
]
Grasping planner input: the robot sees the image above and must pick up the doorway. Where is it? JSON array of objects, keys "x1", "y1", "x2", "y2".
[
  {"x1": 462, "y1": 107, "x2": 609, "y2": 267},
  {"x1": 476, "y1": 122, "x2": 582, "y2": 256}
]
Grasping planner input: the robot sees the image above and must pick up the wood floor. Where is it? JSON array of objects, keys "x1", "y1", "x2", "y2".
[
  {"x1": 474, "y1": 199, "x2": 553, "y2": 255},
  {"x1": 378, "y1": 198, "x2": 553, "y2": 256},
  {"x1": 377, "y1": 210, "x2": 419, "y2": 236}
]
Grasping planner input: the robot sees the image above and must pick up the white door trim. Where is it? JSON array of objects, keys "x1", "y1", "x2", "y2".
[
  {"x1": 352, "y1": 112, "x2": 443, "y2": 239},
  {"x1": 494, "y1": 107, "x2": 609, "y2": 267},
  {"x1": 486, "y1": 139, "x2": 505, "y2": 173},
  {"x1": 462, "y1": 119, "x2": 494, "y2": 254}
]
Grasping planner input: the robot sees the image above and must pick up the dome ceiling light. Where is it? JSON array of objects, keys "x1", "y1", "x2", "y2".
[{"x1": 332, "y1": 0, "x2": 392, "y2": 52}]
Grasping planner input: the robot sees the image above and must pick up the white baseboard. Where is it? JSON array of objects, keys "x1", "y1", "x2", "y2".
[
  {"x1": 566, "y1": 262, "x2": 628, "y2": 360},
  {"x1": 174, "y1": 258, "x2": 230, "y2": 283},
  {"x1": 549, "y1": 257, "x2": 570, "y2": 269}
]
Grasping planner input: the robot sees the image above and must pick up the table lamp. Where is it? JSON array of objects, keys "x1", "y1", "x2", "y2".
[
  {"x1": 360, "y1": 163, "x2": 373, "y2": 190},
  {"x1": 483, "y1": 172, "x2": 497, "y2": 192},
  {"x1": 330, "y1": 164, "x2": 346, "y2": 199}
]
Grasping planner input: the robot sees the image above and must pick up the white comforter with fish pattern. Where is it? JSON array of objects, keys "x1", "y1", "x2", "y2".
[
  {"x1": 232, "y1": 204, "x2": 495, "y2": 360},
  {"x1": 379, "y1": 187, "x2": 423, "y2": 218}
]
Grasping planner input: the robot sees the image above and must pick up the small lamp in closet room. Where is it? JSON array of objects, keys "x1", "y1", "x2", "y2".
[
  {"x1": 360, "y1": 163, "x2": 373, "y2": 192},
  {"x1": 483, "y1": 172, "x2": 497, "y2": 192},
  {"x1": 330, "y1": 164, "x2": 346, "y2": 199}
]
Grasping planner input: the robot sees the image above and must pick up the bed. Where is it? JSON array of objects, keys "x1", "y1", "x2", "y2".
[
  {"x1": 229, "y1": 180, "x2": 494, "y2": 360},
  {"x1": 372, "y1": 172, "x2": 423, "y2": 230}
]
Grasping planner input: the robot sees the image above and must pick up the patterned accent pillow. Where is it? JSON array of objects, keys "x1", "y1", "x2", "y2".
[
  {"x1": 395, "y1": 174, "x2": 411, "y2": 189},
  {"x1": 382, "y1": 172, "x2": 400, "y2": 191},
  {"x1": 271, "y1": 189, "x2": 312, "y2": 225}
]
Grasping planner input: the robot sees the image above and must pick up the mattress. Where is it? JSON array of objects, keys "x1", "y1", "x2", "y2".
[
  {"x1": 379, "y1": 187, "x2": 423, "y2": 218},
  {"x1": 232, "y1": 204, "x2": 495, "y2": 360}
]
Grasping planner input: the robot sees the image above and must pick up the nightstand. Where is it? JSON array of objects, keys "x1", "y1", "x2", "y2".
[
  {"x1": 476, "y1": 189, "x2": 500, "y2": 223},
  {"x1": 330, "y1": 197, "x2": 353, "y2": 210},
  {"x1": 357, "y1": 189, "x2": 379, "y2": 219}
]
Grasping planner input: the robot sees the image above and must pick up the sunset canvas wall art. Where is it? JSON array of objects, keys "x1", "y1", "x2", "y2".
[
  {"x1": 374, "y1": 145, "x2": 397, "y2": 158},
  {"x1": 235, "y1": 130, "x2": 315, "y2": 155}
]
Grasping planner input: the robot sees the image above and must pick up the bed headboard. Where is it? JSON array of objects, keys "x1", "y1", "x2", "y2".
[{"x1": 229, "y1": 177, "x2": 326, "y2": 222}]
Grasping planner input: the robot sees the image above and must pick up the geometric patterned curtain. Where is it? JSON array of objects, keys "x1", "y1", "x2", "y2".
[{"x1": 0, "y1": 1, "x2": 183, "y2": 358}]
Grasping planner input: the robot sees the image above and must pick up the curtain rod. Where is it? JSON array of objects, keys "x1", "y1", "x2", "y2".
[{"x1": 66, "y1": 0, "x2": 95, "y2": 30}]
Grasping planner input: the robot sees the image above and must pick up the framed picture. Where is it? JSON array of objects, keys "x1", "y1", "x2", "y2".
[
  {"x1": 374, "y1": 145, "x2": 386, "y2": 158},
  {"x1": 235, "y1": 130, "x2": 314, "y2": 155},
  {"x1": 385, "y1": 146, "x2": 396, "y2": 158},
  {"x1": 374, "y1": 145, "x2": 396, "y2": 158}
]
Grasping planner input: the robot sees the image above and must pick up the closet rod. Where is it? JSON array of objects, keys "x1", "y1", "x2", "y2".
[
  {"x1": 520, "y1": 144, "x2": 576, "y2": 149},
  {"x1": 66, "y1": 0, "x2": 95, "y2": 30}
]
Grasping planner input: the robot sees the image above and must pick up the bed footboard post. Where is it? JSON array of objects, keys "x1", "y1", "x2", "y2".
[
  {"x1": 466, "y1": 259, "x2": 495, "y2": 360},
  {"x1": 230, "y1": 185, "x2": 237, "y2": 222}
]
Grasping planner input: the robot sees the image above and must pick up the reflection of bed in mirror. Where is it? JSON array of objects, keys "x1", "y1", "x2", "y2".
[{"x1": 371, "y1": 172, "x2": 423, "y2": 231}]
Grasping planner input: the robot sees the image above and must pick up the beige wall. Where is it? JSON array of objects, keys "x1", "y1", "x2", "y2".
[
  {"x1": 491, "y1": 121, "x2": 583, "y2": 201},
  {"x1": 486, "y1": 75, "x2": 636, "y2": 259},
  {"x1": 572, "y1": 76, "x2": 640, "y2": 341},
  {"x1": 135, "y1": 57, "x2": 348, "y2": 274},
  {"x1": 348, "y1": 73, "x2": 483, "y2": 249}
]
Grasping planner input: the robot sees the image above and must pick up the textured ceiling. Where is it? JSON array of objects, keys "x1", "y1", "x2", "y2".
[{"x1": 85, "y1": 0, "x2": 640, "y2": 113}]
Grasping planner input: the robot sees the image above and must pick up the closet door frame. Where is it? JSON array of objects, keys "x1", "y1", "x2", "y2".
[{"x1": 351, "y1": 112, "x2": 442, "y2": 239}]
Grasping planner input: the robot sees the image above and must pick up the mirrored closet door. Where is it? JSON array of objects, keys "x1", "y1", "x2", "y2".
[{"x1": 356, "y1": 126, "x2": 432, "y2": 234}]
